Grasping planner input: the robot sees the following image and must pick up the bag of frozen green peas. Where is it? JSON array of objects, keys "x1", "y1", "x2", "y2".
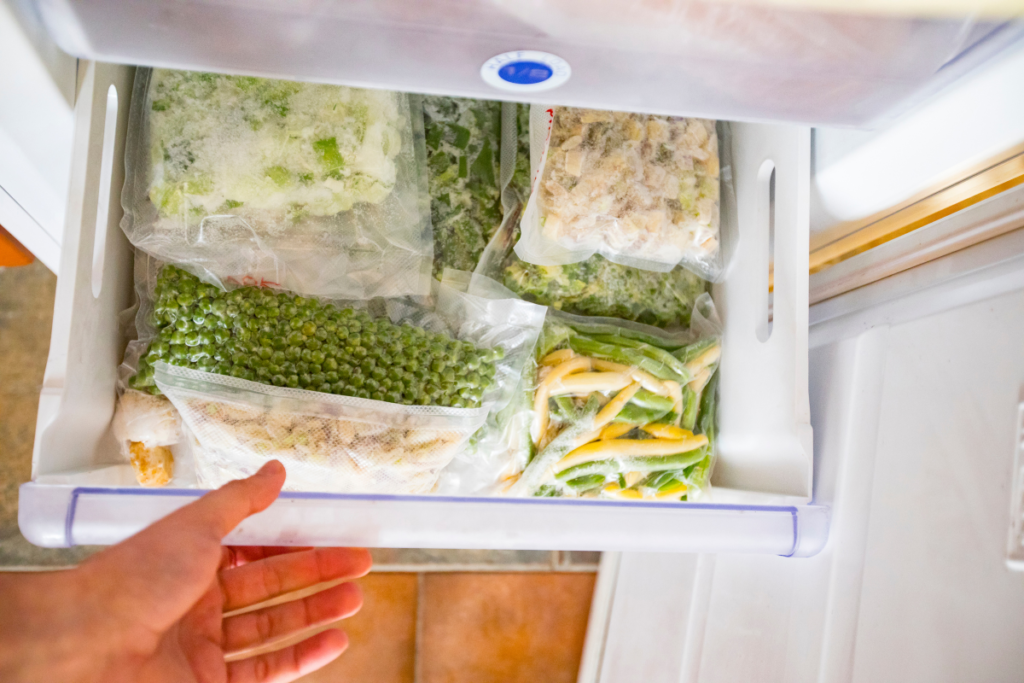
[{"x1": 135, "y1": 265, "x2": 545, "y2": 494}]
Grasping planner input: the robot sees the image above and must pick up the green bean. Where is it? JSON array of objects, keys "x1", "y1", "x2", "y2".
[
  {"x1": 555, "y1": 447, "x2": 708, "y2": 481},
  {"x1": 564, "y1": 473, "x2": 607, "y2": 491},
  {"x1": 568, "y1": 336, "x2": 691, "y2": 384},
  {"x1": 697, "y1": 369, "x2": 719, "y2": 444},
  {"x1": 612, "y1": 403, "x2": 670, "y2": 426},
  {"x1": 681, "y1": 386, "x2": 699, "y2": 431},
  {"x1": 550, "y1": 395, "x2": 578, "y2": 422},
  {"x1": 672, "y1": 337, "x2": 719, "y2": 364},
  {"x1": 629, "y1": 389, "x2": 675, "y2": 413},
  {"x1": 589, "y1": 334, "x2": 694, "y2": 380},
  {"x1": 560, "y1": 318, "x2": 682, "y2": 350},
  {"x1": 513, "y1": 395, "x2": 600, "y2": 496}
]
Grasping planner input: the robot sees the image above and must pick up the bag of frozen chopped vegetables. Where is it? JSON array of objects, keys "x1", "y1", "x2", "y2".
[
  {"x1": 121, "y1": 69, "x2": 433, "y2": 299},
  {"x1": 514, "y1": 105, "x2": 725, "y2": 280},
  {"x1": 504, "y1": 295, "x2": 721, "y2": 501},
  {"x1": 474, "y1": 105, "x2": 711, "y2": 329},
  {"x1": 425, "y1": 98, "x2": 532, "y2": 278},
  {"x1": 136, "y1": 265, "x2": 544, "y2": 493}
]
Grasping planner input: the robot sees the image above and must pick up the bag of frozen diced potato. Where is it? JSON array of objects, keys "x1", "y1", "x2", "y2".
[
  {"x1": 514, "y1": 105, "x2": 724, "y2": 279},
  {"x1": 137, "y1": 266, "x2": 544, "y2": 493},
  {"x1": 121, "y1": 69, "x2": 433, "y2": 299},
  {"x1": 503, "y1": 294, "x2": 721, "y2": 501}
]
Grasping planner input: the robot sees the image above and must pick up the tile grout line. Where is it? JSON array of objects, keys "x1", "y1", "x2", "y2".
[{"x1": 414, "y1": 572, "x2": 425, "y2": 683}]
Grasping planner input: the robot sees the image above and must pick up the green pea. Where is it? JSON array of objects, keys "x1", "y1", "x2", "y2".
[
  {"x1": 331, "y1": 382, "x2": 346, "y2": 394},
  {"x1": 302, "y1": 322, "x2": 317, "y2": 336},
  {"x1": 324, "y1": 358, "x2": 338, "y2": 371},
  {"x1": 176, "y1": 292, "x2": 195, "y2": 308},
  {"x1": 175, "y1": 317, "x2": 193, "y2": 332},
  {"x1": 286, "y1": 375, "x2": 299, "y2": 388},
  {"x1": 306, "y1": 339, "x2": 322, "y2": 351},
  {"x1": 271, "y1": 374, "x2": 286, "y2": 387},
  {"x1": 350, "y1": 375, "x2": 365, "y2": 389},
  {"x1": 325, "y1": 371, "x2": 339, "y2": 383}
]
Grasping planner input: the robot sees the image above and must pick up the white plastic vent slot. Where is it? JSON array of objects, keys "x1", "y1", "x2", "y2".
[{"x1": 91, "y1": 83, "x2": 118, "y2": 298}]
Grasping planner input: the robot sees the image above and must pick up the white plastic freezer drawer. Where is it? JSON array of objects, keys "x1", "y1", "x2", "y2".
[{"x1": 20, "y1": 62, "x2": 824, "y2": 555}]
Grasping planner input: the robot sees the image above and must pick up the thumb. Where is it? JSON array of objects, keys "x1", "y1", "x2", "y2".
[
  {"x1": 170, "y1": 460, "x2": 287, "y2": 540},
  {"x1": 78, "y1": 461, "x2": 287, "y2": 630}
]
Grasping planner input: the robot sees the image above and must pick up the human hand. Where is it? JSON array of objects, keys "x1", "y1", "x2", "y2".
[{"x1": 0, "y1": 461, "x2": 372, "y2": 683}]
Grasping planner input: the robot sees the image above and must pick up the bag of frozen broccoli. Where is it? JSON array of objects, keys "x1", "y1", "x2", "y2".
[
  {"x1": 143, "y1": 266, "x2": 545, "y2": 494},
  {"x1": 425, "y1": 98, "x2": 531, "y2": 278},
  {"x1": 514, "y1": 105, "x2": 726, "y2": 280},
  {"x1": 503, "y1": 295, "x2": 721, "y2": 501},
  {"x1": 121, "y1": 69, "x2": 432, "y2": 299}
]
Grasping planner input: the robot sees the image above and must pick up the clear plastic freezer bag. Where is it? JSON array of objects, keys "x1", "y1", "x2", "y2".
[
  {"x1": 504, "y1": 295, "x2": 722, "y2": 501},
  {"x1": 121, "y1": 69, "x2": 433, "y2": 299},
  {"x1": 156, "y1": 364, "x2": 489, "y2": 494},
  {"x1": 144, "y1": 267, "x2": 546, "y2": 493},
  {"x1": 514, "y1": 105, "x2": 723, "y2": 279}
]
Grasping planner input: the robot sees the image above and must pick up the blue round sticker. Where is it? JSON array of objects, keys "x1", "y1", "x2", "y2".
[
  {"x1": 498, "y1": 61, "x2": 553, "y2": 85},
  {"x1": 481, "y1": 51, "x2": 571, "y2": 92}
]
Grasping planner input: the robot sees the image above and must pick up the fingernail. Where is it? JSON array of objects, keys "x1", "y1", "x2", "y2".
[{"x1": 257, "y1": 460, "x2": 285, "y2": 477}]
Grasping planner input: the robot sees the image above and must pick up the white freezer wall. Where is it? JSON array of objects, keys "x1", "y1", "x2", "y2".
[
  {"x1": 848, "y1": 288, "x2": 1024, "y2": 683},
  {"x1": 0, "y1": 0, "x2": 76, "y2": 271},
  {"x1": 586, "y1": 288, "x2": 1024, "y2": 683}
]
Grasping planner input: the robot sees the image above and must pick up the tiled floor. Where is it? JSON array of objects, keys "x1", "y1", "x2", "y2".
[
  {"x1": 243, "y1": 572, "x2": 597, "y2": 683},
  {"x1": 0, "y1": 261, "x2": 600, "y2": 681},
  {"x1": 0, "y1": 261, "x2": 97, "y2": 566}
]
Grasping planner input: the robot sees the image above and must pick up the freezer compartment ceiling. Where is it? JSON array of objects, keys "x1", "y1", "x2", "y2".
[{"x1": 35, "y1": 0, "x2": 1023, "y2": 126}]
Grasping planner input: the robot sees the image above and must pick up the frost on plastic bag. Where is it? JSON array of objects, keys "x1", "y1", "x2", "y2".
[
  {"x1": 424, "y1": 97, "x2": 503, "y2": 277},
  {"x1": 148, "y1": 271, "x2": 545, "y2": 494},
  {"x1": 504, "y1": 295, "x2": 721, "y2": 501},
  {"x1": 515, "y1": 105, "x2": 722, "y2": 279},
  {"x1": 431, "y1": 270, "x2": 548, "y2": 495},
  {"x1": 477, "y1": 106, "x2": 713, "y2": 328},
  {"x1": 156, "y1": 364, "x2": 488, "y2": 494},
  {"x1": 121, "y1": 69, "x2": 433, "y2": 299}
]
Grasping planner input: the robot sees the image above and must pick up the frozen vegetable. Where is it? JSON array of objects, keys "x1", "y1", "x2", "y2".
[
  {"x1": 503, "y1": 257, "x2": 709, "y2": 328},
  {"x1": 128, "y1": 441, "x2": 174, "y2": 487},
  {"x1": 147, "y1": 70, "x2": 406, "y2": 224},
  {"x1": 111, "y1": 389, "x2": 181, "y2": 487},
  {"x1": 424, "y1": 96, "x2": 504, "y2": 276},
  {"x1": 506, "y1": 308, "x2": 720, "y2": 500},
  {"x1": 122, "y1": 69, "x2": 432, "y2": 300},
  {"x1": 149, "y1": 270, "x2": 546, "y2": 495},
  {"x1": 475, "y1": 105, "x2": 711, "y2": 328},
  {"x1": 161, "y1": 374, "x2": 478, "y2": 494},
  {"x1": 516, "y1": 106, "x2": 720, "y2": 277},
  {"x1": 130, "y1": 266, "x2": 502, "y2": 408}
]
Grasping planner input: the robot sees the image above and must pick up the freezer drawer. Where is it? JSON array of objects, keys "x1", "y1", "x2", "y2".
[{"x1": 20, "y1": 61, "x2": 823, "y2": 555}]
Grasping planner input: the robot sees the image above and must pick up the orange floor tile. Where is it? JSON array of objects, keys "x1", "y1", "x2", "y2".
[
  {"x1": 419, "y1": 573, "x2": 596, "y2": 683},
  {"x1": 299, "y1": 573, "x2": 418, "y2": 683}
]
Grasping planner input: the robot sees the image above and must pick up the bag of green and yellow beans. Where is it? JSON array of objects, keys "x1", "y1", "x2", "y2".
[{"x1": 506, "y1": 294, "x2": 721, "y2": 501}]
